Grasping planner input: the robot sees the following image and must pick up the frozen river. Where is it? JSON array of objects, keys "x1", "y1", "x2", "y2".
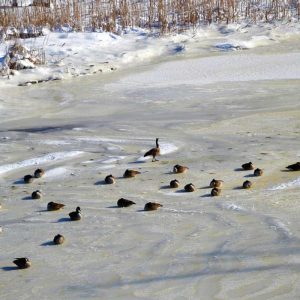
[{"x1": 0, "y1": 37, "x2": 300, "y2": 299}]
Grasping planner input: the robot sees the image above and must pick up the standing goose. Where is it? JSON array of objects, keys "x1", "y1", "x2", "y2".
[
  {"x1": 144, "y1": 138, "x2": 160, "y2": 162},
  {"x1": 173, "y1": 164, "x2": 189, "y2": 174},
  {"x1": 69, "y1": 207, "x2": 81, "y2": 221},
  {"x1": 286, "y1": 162, "x2": 300, "y2": 171},
  {"x1": 13, "y1": 257, "x2": 31, "y2": 269},
  {"x1": 123, "y1": 169, "x2": 141, "y2": 178}
]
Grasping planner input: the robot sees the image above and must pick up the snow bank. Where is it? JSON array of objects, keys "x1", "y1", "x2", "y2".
[{"x1": 1, "y1": 21, "x2": 300, "y2": 87}]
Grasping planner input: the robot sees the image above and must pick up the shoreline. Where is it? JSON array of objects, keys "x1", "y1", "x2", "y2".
[{"x1": 1, "y1": 21, "x2": 300, "y2": 88}]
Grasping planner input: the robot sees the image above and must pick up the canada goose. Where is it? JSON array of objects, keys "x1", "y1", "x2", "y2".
[
  {"x1": 173, "y1": 164, "x2": 189, "y2": 174},
  {"x1": 24, "y1": 175, "x2": 34, "y2": 184},
  {"x1": 105, "y1": 174, "x2": 116, "y2": 184},
  {"x1": 31, "y1": 190, "x2": 42, "y2": 199},
  {"x1": 144, "y1": 138, "x2": 160, "y2": 162},
  {"x1": 254, "y1": 168, "x2": 263, "y2": 176},
  {"x1": 117, "y1": 198, "x2": 136, "y2": 207},
  {"x1": 170, "y1": 179, "x2": 180, "y2": 188},
  {"x1": 210, "y1": 179, "x2": 223, "y2": 188},
  {"x1": 53, "y1": 234, "x2": 65, "y2": 245},
  {"x1": 123, "y1": 169, "x2": 141, "y2": 178},
  {"x1": 184, "y1": 183, "x2": 195, "y2": 192},
  {"x1": 34, "y1": 168, "x2": 45, "y2": 178},
  {"x1": 47, "y1": 201, "x2": 65, "y2": 211},
  {"x1": 13, "y1": 257, "x2": 31, "y2": 269},
  {"x1": 144, "y1": 202, "x2": 163, "y2": 211},
  {"x1": 243, "y1": 180, "x2": 252, "y2": 189},
  {"x1": 286, "y1": 162, "x2": 300, "y2": 171},
  {"x1": 241, "y1": 162, "x2": 254, "y2": 170},
  {"x1": 69, "y1": 207, "x2": 81, "y2": 221},
  {"x1": 211, "y1": 187, "x2": 221, "y2": 196}
]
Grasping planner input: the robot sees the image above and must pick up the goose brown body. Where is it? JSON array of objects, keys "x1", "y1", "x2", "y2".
[
  {"x1": 254, "y1": 168, "x2": 263, "y2": 176},
  {"x1": 173, "y1": 164, "x2": 189, "y2": 174},
  {"x1": 69, "y1": 207, "x2": 81, "y2": 221},
  {"x1": 144, "y1": 202, "x2": 163, "y2": 211},
  {"x1": 286, "y1": 162, "x2": 300, "y2": 171},
  {"x1": 13, "y1": 257, "x2": 31, "y2": 269},
  {"x1": 211, "y1": 187, "x2": 221, "y2": 196},
  {"x1": 105, "y1": 174, "x2": 116, "y2": 184},
  {"x1": 24, "y1": 175, "x2": 34, "y2": 184},
  {"x1": 117, "y1": 198, "x2": 136, "y2": 207},
  {"x1": 53, "y1": 234, "x2": 65, "y2": 245},
  {"x1": 34, "y1": 168, "x2": 45, "y2": 178},
  {"x1": 242, "y1": 162, "x2": 254, "y2": 170},
  {"x1": 210, "y1": 179, "x2": 223, "y2": 188},
  {"x1": 47, "y1": 201, "x2": 65, "y2": 211},
  {"x1": 32, "y1": 190, "x2": 42, "y2": 199},
  {"x1": 123, "y1": 169, "x2": 141, "y2": 178},
  {"x1": 170, "y1": 179, "x2": 180, "y2": 188},
  {"x1": 144, "y1": 138, "x2": 160, "y2": 162},
  {"x1": 184, "y1": 183, "x2": 195, "y2": 192},
  {"x1": 243, "y1": 180, "x2": 253, "y2": 189}
]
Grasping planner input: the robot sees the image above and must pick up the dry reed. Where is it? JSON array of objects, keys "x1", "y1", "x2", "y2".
[{"x1": 0, "y1": 0, "x2": 299, "y2": 35}]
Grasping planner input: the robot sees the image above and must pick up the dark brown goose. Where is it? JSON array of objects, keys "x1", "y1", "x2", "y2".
[
  {"x1": 286, "y1": 162, "x2": 300, "y2": 171},
  {"x1": 69, "y1": 207, "x2": 81, "y2": 221},
  {"x1": 24, "y1": 175, "x2": 34, "y2": 184},
  {"x1": 32, "y1": 190, "x2": 42, "y2": 199},
  {"x1": 47, "y1": 201, "x2": 65, "y2": 211},
  {"x1": 105, "y1": 174, "x2": 116, "y2": 184},
  {"x1": 117, "y1": 198, "x2": 136, "y2": 207},
  {"x1": 254, "y1": 168, "x2": 263, "y2": 176},
  {"x1": 53, "y1": 234, "x2": 65, "y2": 245},
  {"x1": 123, "y1": 169, "x2": 141, "y2": 178},
  {"x1": 34, "y1": 168, "x2": 45, "y2": 178},
  {"x1": 144, "y1": 138, "x2": 160, "y2": 162},
  {"x1": 13, "y1": 257, "x2": 31, "y2": 269},
  {"x1": 211, "y1": 187, "x2": 221, "y2": 196},
  {"x1": 210, "y1": 179, "x2": 223, "y2": 188},
  {"x1": 243, "y1": 180, "x2": 252, "y2": 189},
  {"x1": 184, "y1": 183, "x2": 195, "y2": 192},
  {"x1": 144, "y1": 202, "x2": 163, "y2": 211},
  {"x1": 170, "y1": 179, "x2": 180, "y2": 188},
  {"x1": 173, "y1": 164, "x2": 189, "y2": 174},
  {"x1": 241, "y1": 162, "x2": 254, "y2": 170}
]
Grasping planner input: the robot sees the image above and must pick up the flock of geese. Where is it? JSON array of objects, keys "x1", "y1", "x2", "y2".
[{"x1": 1, "y1": 138, "x2": 300, "y2": 269}]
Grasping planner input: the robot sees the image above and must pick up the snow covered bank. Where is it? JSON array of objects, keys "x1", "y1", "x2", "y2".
[{"x1": 1, "y1": 21, "x2": 300, "y2": 87}]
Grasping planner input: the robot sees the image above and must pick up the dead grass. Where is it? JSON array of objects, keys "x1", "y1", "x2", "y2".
[{"x1": 0, "y1": 0, "x2": 299, "y2": 34}]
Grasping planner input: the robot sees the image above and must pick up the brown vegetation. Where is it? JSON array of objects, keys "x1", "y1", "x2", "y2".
[{"x1": 0, "y1": 0, "x2": 299, "y2": 34}]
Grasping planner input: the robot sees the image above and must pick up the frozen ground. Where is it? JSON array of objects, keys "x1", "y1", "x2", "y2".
[
  {"x1": 0, "y1": 22, "x2": 300, "y2": 300},
  {"x1": 1, "y1": 21, "x2": 300, "y2": 86}
]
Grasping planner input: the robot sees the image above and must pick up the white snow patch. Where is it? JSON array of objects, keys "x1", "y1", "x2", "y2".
[
  {"x1": 0, "y1": 151, "x2": 84, "y2": 175},
  {"x1": 43, "y1": 167, "x2": 68, "y2": 178},
  {"x1": 269, "y1": 177, "x2": 300, "y2": 190}
]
